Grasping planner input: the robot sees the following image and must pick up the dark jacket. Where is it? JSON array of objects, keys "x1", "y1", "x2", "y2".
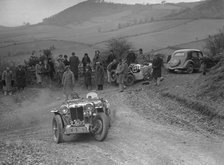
[
  {"x1": 69, "y1": 56, "x2": 80, "y2": 75},
  {"x1": 16, "y1": 68, "x2": 26, "y2": 88},
  {"x1": 82, "y1": 56, "x2": 91, "y2": 67},
  {"x1": 95, "y1": 65, "x2": 104, "y2": 85},
  {"x1": 152, "y1": 57, "x2": 163, "y2": 79},
  {"x1": 127, "y1": 52, "x2": 136, "y2": 65}
]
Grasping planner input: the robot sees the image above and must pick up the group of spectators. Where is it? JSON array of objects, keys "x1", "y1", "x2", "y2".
[
  {"x1": 1, "y1": 47, "x2": 163, "y2": 98},
  {"x1": 1, "y1": 64, "x2": 26, "y2": 95}
]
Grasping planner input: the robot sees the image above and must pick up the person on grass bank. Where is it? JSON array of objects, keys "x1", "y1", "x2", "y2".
[
  {"x1": 2, "y1": 67, "x2": 13, "y2": 95},
  {"x1": 15, "y1": 65, "x2": 26, "y2": 92}
]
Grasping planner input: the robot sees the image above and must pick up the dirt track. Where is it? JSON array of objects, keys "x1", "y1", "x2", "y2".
[{"x1": 1, "y1": 77, "x2": 224, "y2": 165}]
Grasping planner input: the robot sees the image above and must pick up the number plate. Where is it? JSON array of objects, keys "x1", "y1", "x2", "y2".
[{"x1": 65, "y1": 126, "x2": 89, "y2": 134}]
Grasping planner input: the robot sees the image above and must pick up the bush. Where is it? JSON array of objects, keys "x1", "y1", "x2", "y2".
[
  {"x1": 205, "y1": 27, "x2": 224, "y2": 57},
  {"x1": 106, "y1": 38, "x2": 133, "y2": 60}
]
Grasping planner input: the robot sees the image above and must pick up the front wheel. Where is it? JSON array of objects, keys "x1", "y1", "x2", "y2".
[
  {"x1": 52, "y1": 115, "x2": 64, "y2": 143},
  {"x1": 92, "y1": 113, "x2": 109, "y2": 141}
]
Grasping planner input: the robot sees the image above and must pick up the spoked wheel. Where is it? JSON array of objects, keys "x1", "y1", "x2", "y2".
[
  {"x1": 52, "y1": 115, "x2": 64, "y2": 143},
  {"x1": 92, "y1": 113, "x2": 109, "y2": 141},
  {"x1": 124, "y1": 74, "x2": 135, "y2": 86},
  {"x1": 110, "y1": 70, "x2": 117, "y2": 83}
]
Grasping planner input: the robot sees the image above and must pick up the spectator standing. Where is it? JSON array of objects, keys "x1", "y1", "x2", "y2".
[
  {"x1": 152, "y1": 54, "x2": 163, "y2": 86},
  {"x1": 62, "y1": 66, "x2": 75, "y2": 100},
  {"x1": 116, "y1": 59, "x2": 126, "y2": 92},
  {"x1": 84, "y1": 63, "x2": 92, "y2": 90},
  {"x1": 107, "y1": 50, "x2": 116, "y2": 65},
  {"x1": 63, "y1": 55, "x2": 70, "y2": 66},
  {"x1": 136, "y1": 48, "x2": 150, "y2": 64},
  {"x1": 48, "y1": 58, "x2": 55, "y2": 81},
  {"x1": 56, "y1": 59, "x2": 65, "y2": 87},
  {"x1": 35, "y1": 61, "x2": 43, "y2": 86},
  {"x1": 2, "y1": 67, "x2": 13, "y2": 95},
  {"x1": 127, "y1": 49, "x2": 136, "y2": 66},
  {"x1": 15, "y1": 65, "x2": 26, "y2": 91},
  {"x1": 82, "y1": 53, "x2": 91, "y2": 73},
  {"x1": 42, "y1": 59, "x2": 51, "y2": 86},
  {"x1": 95, "y1": 62, "x2": 104, "y2": 90},
  {"x1": 69, "y1": 52, "x2": 80, "y2": 81},
  {"x1": 93, "y1": 50, "x2": 100, "y2": 69},
  {"x1": 107, "y1": 59, "x2": 117, "y2": 83}
]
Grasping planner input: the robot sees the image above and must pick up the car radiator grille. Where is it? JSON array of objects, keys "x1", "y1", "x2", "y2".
[{"x1": 70, "y1": 107, "x2": 84, "y2": 121}]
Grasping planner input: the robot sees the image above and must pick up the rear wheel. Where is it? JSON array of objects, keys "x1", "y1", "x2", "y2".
[
  {"x1": 124, "y1": 74, "x2": 135, "y2": 86},
  {"x1": 92, "y1": 113, "x2": 109, "y2": 141},
  {"x1": 52, "y1": 115, "x2": 64, "y2": 143},
  {"x1": 186, "y1": 64, "x2": 194, "y2": 74}
]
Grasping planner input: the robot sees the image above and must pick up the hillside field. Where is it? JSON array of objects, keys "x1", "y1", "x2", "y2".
[{"x1": 0, "y1": 18, "x2": 224, "y2": 63}]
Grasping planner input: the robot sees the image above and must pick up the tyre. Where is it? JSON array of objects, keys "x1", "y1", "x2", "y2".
[
  {"x1": 186, "y1": 63, "x2": 194, "y2": 74},
  {"x1": 92, "y1": 113, "x2": 109, "y2": 141},
  {"x1": 52, "y1": 115, "x2": 64, "y2": 143},
  {"x1": 124, "y1": 74, "x2": 135, "y2": 86}
]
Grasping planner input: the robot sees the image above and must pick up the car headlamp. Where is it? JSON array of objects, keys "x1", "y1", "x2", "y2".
[
  {"x1": 85, "y1": 104, "x2": 94, "y2": 111},
  {"x1": 59, "y1": 105, "x2": 69, "y2": 115},
  {"x1": 62, "y1": 108, "x2": 68, "y2": 114}
]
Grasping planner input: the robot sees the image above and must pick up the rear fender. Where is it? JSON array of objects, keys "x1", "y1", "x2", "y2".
[{"x1": 183, "y1": 60, "x2": 194, "y2": 68}]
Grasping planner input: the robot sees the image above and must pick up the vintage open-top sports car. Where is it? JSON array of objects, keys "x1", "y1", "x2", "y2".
[
  {"x1": 111, "y1": 63, "x2": 152, "y2": 86},
  {"x1": 51, "y1": 92, "x2": 110, "y2": 143}
]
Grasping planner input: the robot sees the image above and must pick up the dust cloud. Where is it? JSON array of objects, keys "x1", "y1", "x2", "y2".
[{"x1": 0, "y1": 88, "x2": 62, "y2": 132}]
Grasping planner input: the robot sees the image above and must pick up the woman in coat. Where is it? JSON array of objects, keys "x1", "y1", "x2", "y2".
[
  {"x1": 95, "y1": 62, "x2": 104, "y2": 90},
  {"x1": 2, "y1": 67, "x2": 13, "y2": 95},
  {"x1": 62, "y1": 66, "x2": 75, "y2": 100}
]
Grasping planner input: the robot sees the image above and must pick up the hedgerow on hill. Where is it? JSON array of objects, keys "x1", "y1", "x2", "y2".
[{"x1": 197, "y1": 27, "x2": 224, "y2": 100}]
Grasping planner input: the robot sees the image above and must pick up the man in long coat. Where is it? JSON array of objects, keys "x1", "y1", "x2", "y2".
[
  {"x1": 116, "y1": 59, "x2": 126, "y2": 92},
  {"x1": 62, "y1": 66, "x2": 75, "y2": 100},
  {"x1": 152, "y1": 54, "x2": 163, "y2": 86},
  {"x1": 16, "y1": 65, "x2": 26, "y2": 91},
  {"x1": 69, "y1": 52, "x2": 80, "y2": 81},
  {"x1": 2, "y1": 67, "x2": 13, "y2": 95},
  {"x1": 95, "y1": 62, "x2": 104, "y2": 90}
]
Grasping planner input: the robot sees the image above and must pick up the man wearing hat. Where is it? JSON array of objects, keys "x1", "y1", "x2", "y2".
[
  {"x1": 152, "y1": 54, "x2": 163, "y2": 86},
  {"x1": 126, "y1": 49, "x2": 136, "y2": 66},
  {"x1": 69, "y1": 52, "x2": 80, "y2": 81},
  {"x1": 62, "y1": 66, "x2": 75, "y2": 100}
]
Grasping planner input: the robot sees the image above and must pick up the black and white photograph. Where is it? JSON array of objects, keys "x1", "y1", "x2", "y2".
[{"x1": 0, "y1": 0, "x2": 224, "y2": 164}]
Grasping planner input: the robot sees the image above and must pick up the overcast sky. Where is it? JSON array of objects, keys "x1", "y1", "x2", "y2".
[{"x1": 0, "y1": 0, "x2": 200, "y2": 27}]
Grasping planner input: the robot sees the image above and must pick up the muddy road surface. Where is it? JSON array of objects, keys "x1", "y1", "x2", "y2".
[{"x1": 0, "y1": 86, "x2": 224, "y2": 165}]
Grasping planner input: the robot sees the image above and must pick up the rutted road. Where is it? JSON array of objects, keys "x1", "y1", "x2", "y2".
[{"x1": 1, "y1": 87, "x2": 224, "y2": 165}]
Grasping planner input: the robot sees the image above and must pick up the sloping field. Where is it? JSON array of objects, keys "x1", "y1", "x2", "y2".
[
  {"x1": 126, "y1": 19, "x2": 224, "y2": 51},
  {"x1": 0, "y1": 40, "x2": 94, "y2": 64}
]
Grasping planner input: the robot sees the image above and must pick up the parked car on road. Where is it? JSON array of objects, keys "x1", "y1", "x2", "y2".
[{"x1": 168, "y1": 49, "x2": 203, "y2": 73}]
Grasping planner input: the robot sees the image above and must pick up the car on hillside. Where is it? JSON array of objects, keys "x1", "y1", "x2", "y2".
[
  {"x1": 51, "y1": 92, "x2": 110, "y2": 143},
  {"x1": 168, "y1": 49, "x2": 203, "y2": 73}
]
